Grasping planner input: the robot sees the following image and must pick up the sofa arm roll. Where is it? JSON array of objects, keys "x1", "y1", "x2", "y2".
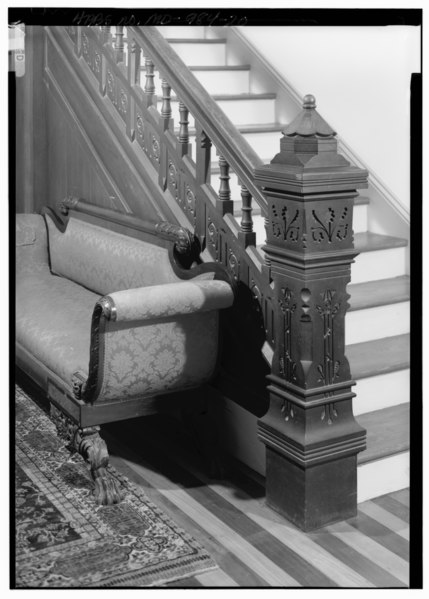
[{"x1": 99, "y1": 280, "x2": 234, "y2": 322}]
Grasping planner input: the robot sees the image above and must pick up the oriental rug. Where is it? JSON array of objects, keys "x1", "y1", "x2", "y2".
[{"x1": 14, "y1": 384, "x2": 217, "y2": 588}]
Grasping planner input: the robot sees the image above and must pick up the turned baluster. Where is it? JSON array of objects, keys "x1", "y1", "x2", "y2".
[
  {"x1": 143, "y1": 56, "x2": 156, "y2": 107},
  {"x1": 216, "y1": 155, "x2": 234, "y2": 214},
  {"x1": 178, "y1": 102, "x2": 189, "y2": 144},
  {"x1": 195, "y1": 123, "x2": 211, "y2": 183},
  {"x1": 114, "y1": 26, "x2": 125, "y2": 63},
  {"x1": 160, "y1": 78, "x2": 172, "y2": 120},
  {"x1": 218, "y1": 155, "x2": 231, "y2": 202},
  {"x1": 128, "y1": 39, "x2": 140, "y2": 86},
  {"x1": 238, "y1": 184, "x2": 256, "y2": 248},
  {"x1": 100, "y1": 26, "x2": 111, "y2": 45},
  {"x1": 240, "y1": 185, "x2": 253, "y2": 233}
]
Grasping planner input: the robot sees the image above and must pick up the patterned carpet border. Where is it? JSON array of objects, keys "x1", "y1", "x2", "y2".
[{"x1": 15, "y1": 384, "x2": 217, "y2": 588}]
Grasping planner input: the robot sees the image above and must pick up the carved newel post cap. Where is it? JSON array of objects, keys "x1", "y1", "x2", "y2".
[
  {"x1": 253, "y1": 93, "x2": 368, "y2": 193},
  {"x1": 303, "y1": 94, "x2": 316, "y2": 109},
  {"x1": 282, "y1": 93, "x2": 336, "y2": 139}
]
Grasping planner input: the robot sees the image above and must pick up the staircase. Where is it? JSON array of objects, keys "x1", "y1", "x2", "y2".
[{"x1": 156, "y1": 26, "x2": 410, "y2": 503}]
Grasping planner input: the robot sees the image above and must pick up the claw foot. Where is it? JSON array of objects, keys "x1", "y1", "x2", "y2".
[{"x1": 92, "y1": 467, "x2": 124, "y2": 505}]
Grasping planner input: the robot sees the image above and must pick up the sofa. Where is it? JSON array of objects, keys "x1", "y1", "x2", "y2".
[{"x1": 16, "y1": 197, "x2": 235, "y2": 505}]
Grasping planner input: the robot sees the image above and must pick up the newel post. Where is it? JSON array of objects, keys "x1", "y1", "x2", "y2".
[{"x1": 254, "y1": 95, "x2": 369, "y2": 531}]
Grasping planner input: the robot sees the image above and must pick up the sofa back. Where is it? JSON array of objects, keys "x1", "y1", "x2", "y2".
[{"x1": 45, "y1": 215, "x2": 180, "y2": 295}]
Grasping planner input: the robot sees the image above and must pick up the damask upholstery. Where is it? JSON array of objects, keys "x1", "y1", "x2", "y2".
[
  {"x1": 46, "y1": 215, "x2": 180, "y2": 295},
  {"x1": 16, "y1": 270, "x2": 95, "y2": 388},
  {"x1": 105, "y1": 280, "x2": 234, "y2": 322},
  {"x1": 16, "y1": 212, "x2": 234, "y2": 408}
]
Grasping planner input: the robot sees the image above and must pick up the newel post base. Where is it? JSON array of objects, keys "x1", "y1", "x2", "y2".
[
  {"x1": 258, "y1": 380, "x2": 366, "y2": 530},
  {"x1": 265, "y1": 447, "x2": 357, "y2": 531},
  {"x1": 254, "y1": 94, "x2": 369, "y2": 531}
]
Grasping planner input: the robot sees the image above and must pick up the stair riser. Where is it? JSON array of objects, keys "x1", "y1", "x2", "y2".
[
  {"x1": 193, "y1": 70, "x2": 250, "y2": 95},
  {"x1": 357, "y1": 452, "x2": 409, "y2": 503},
  {"x1": 353, "y1": 369, "x2": 409, "y2": 416},
  {"x1": 241, "y1": 131, "x2": 282, "y2": 160},
  {"x1": 346, "y1": 301, "x2": 410, "y2": 345},
  {"x1": 351, "y1": 247, "x2": 407, "y2": 284},
  {"x1": 169, "y1": 42, "x2": 226, "y2": 66},
  {"x1": 216, "y1": 390, "x2": 408, "y2": 492},
  {"x1": 166, "y1": 98, "x2": 276, "y2": 127}
]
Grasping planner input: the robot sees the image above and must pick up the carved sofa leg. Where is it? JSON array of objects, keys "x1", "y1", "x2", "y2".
[
  {"x1": 50, "y1": 404, "x2": 123, "y2": 506},
  {"x1": 74, "y1": 427, "x2": 124, "y2": 506}
]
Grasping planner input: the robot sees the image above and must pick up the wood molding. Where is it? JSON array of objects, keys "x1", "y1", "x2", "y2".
[{"x1": 45, "y1": 27, "x2": 185, "y2": 225}]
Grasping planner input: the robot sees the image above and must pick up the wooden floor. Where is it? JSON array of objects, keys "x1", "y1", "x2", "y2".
[{"x1": 100, "y1": 413, "x2": 410, "y2": 589}]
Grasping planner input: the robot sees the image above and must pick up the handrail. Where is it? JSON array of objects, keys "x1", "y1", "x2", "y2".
[{"x1": 128, "y1": 26, "x2": 267, "y2": 213}]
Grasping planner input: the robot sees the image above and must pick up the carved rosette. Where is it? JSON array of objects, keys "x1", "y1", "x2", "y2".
[
  {"x1": 185, "y1": 185, "x2": 196, "y2": 225},
  {"x1": 135, "y1": 113, "x2": 145, "y2": 149},
  {"x1": 168, "y1": 161, "x2": 179, "y2": 200},
  {"x1": 94, "y1": 51, "x2": 101, "y2": 74},
  {"x1": 119, "y1": 89, "x2": 128, "y2": 117},
  {"x1": 81, "y1": 32, "x2": 90, "y2": 65},
  {"x1": 151, "y1": 136, "x2": 160, "y2": 163},
  {"x1": 106, "y1": 69, "x2": 115, "y2": 105},
  {"x1": 207, "y1": 218, "x2": 219, "y2": 260},
  {"x1": 227, "y1": 249, "x2": 240, "y2": 282}
]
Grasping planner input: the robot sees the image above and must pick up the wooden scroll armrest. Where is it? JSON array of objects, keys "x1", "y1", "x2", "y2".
[{"x1": 97, "y1": 280, "x2": 234, "y2": 323}]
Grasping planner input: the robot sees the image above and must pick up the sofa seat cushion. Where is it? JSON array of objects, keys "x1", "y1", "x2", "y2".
[{"x1": 16, "y1": 272, "x2": 99, "y2": 389}]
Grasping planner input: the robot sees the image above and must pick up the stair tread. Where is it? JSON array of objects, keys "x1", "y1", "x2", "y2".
[
  {"x1": 354, "y1": 231, "x2": 408, "y2": 253},
  {"x1": 166, "y1": 93, "x2": 277, "y2": 102},
  {"x1": 237, "y1": 122, "x2": 284, "y2": 134},
  {"x1": 140, "y1": 64, "x2": 251, "y2": 72},
  {"x1": 165, "y1": 38, "x2": 227, "y2": 44},
  {"x1": 357, "y1": 404, "x2": 409, "y2": 464},
  {"x1": 190, "y1": 65, "x2": 251, "y2": 71},
  {"x1": 348, "y1": 276, "x2": 410, "y2": 311},
  {"x1": 355, "y1": 195, "x2": 370, "y2": 205},
  {"x1": 347, "y1": 334, "x2": 410, "y2": 379},
  {"x1": 177, "y1": 122, "x2": 283, "y2": 136}
]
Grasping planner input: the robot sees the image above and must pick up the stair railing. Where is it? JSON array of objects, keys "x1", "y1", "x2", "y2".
[{"x1": 62, "y1": 25, "x2": 370, "y2": 531}]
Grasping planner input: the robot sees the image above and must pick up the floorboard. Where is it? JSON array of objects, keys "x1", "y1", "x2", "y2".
[
  {"x1": 101, "y1": 413, "x2": 411, "y2": 588},
  {"x1": 372, "y1": 495, "x2": 410, "y2": 524},
  {"x1": 15, "y1": 376, "x2": 411, "y2": 589}
]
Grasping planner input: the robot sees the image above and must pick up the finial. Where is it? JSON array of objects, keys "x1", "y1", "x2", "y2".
[{"x1": 303, "y1": 94, "x2": 316, "y2": 109}]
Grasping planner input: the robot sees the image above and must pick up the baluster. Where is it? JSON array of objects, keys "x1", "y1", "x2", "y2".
[
  {"x1": 195, "y1": 123, "x2": 211, "y2": 183},
  {"x1": 216, "y1": 155, "x2": 234, "y2": 215},
  {"x1": 238, "y1": 184, "x2": 257, "y2": 248},
  {"x1": 160, "y1": 78, "x2": 172, "y2": 119},
  {"x1": 100, "y1": 26, "x2": 111, "y2": 45},
  {"x1": 128, "y1": 39, "x2": 140, "y2": 86},
  {"x1": 218, "y1": 155, "x2": 231, "y2": 202},
  {"x1": 144, "y1": 56, "x2": 156, "y2": 107},
  {"x1": 178, "y1": 102, "x2": 189, "y2": 144},
  {"x1": 114, "y1": 26, "x2": 125, "y2": 63},
  {"x1": 240, "y1": 185, "x2": 253, "y2": 233}
]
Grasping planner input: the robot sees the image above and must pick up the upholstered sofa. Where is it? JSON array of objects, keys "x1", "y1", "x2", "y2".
[{"x1": 16, "y1": 198, "x2": 235, "y2": 505}]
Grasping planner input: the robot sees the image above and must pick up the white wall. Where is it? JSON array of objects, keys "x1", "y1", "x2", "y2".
[{"x1": 237, "y1": 26, "x2": 421, "y2": 211}]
